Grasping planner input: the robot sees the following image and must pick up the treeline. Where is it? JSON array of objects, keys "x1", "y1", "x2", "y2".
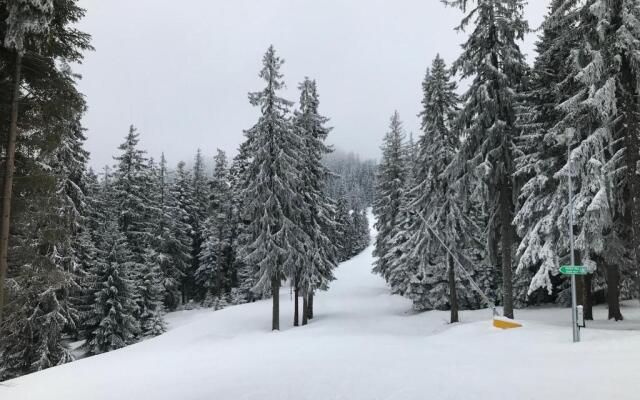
[
  {"x1": 323, "y1": 151, "x2": 375, "y2": 260},
  {"x1": 324, "y1": 150, "x2": 377, "y2": 211},
  {"x1": 0, "y1": 2, "x2": 370, "y2": 380},
  {"x1": 374, "y1": 0, "x2": 640, "y2": 323}
]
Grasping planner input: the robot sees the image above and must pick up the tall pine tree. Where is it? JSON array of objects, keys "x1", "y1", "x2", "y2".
[
  {"x1": 197, "y1": 149, "x2": 233, "y2": 298},
  {"x1": 373, "y1": 111, "x2": 407, "y2": 280},
  {"x1": 147, "y1": 154, "x2": 191, "y2": 310},
  {"x1": 189, "y1": 149, "x2": 211, "y2": 300},
  {"x1": 444, "y1": 0, "x2": 529, "y2": 318},
  {"x1": 173, "y1": 160, "x2": 197, "y2": 303},
  {"x1": 112, "y1": 126, "x2": 165, "y2": 334},
  {"x1": 293, "y1": 78, "x2": 336, "y2": 326},
  {"x1": 241, "y1": 46, "x2": 305, "y2": 330}
]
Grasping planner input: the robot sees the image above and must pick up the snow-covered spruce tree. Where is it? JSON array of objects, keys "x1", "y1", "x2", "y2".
[
  {"x1": 241, "y1": 46, "x2": 306, "y2": 330},
  {"x1": 83, "y1": 221, "x2": 140, "y2": 355},
  {"x1": 0, "y1": 195, "x2": 76, "y2": 380},
  {"x1": 444, "y1": 0, "x2": 529, "y2": 319},
  {"x1": 189, "y1": 149, "x2": 211, "y2": 299},
  {"x1": 112, "y1": 126, "x2": 165, "y2": 334},
  {"x1": 0, "y1": 1, "x2": 92, "y2": 374},
  {"x1": 173, "y1": 160, "x2": 197, "y2": 303},
  {"x1": 50, "y1": 117, "x2": 94, "y2": 340},
  {"x1": 83, "y1": 168, "x2": 110, "y2": 242},
  {"x1": 293, "y1": 78, "x2": 336, "y2": 326},
  {"x1": 197, "y1": 149, "x2": 233, "y2": 300},
  {"x1": 518, "y1": 0, "x2": 640, "y2": 320},
  {"x1": 147, "y1": 154, "x2": 190, "y2": 311},
  {"x1": 72, "y1": 227, "x2": 98, "y2": 335},
  {"x1": 399, "y1": 56, "x2": 487, "y2": 320},
  {"x1": 137, "y1": 255, "x2": 166, "y2": 335},
  {"x1": 383, "y1": 138, "x2": 418, "y2": 297},
  {"x1": 0, "y1": 0, "x2": 55, "y2": 325},
  {"x1": 598, "y1": 0, "x2": 640, "y2": 313},
  {"x1": 229, "y1": 140, "x2": 260, "y2": 302},
  {"x1": 372, "y1": 111, "x2": 407, "y2": 280},
  {"x1": 0, "y1": 115, "x2": 90, "y2": 379},
  {"x1": 74, "y1": 167, "x2": 119, "y2": 338},
  {"x1": 334, "y1": 189, "x2": 352, "y2": 262},
  {"x1": 0, "y1": 266, "x2": 74, "y2": 380},
  {"x1": 514, "y1": 0, "x2": 586, "y2": 307},
  {"x1": 405, "y1": 133, "x2": 419, "y2": 178},
  {"x1": 73, "y1": 168, "x2": 103, "y2": 338},
  {"x1": 113, "y1": 126, "x2": 154, "y2": 258},
  {"x1": 132, "y1": 158, "x2": 166, "y2": 335}
]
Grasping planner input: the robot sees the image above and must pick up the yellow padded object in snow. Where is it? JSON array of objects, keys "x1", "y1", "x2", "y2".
[{"x1": 493, "y1": 317, "x2": 523, "y2": 329}]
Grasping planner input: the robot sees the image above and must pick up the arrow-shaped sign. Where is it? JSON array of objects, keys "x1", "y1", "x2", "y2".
[{"x1": 560, "y1": 265, "x2": 588, "y2": 275}]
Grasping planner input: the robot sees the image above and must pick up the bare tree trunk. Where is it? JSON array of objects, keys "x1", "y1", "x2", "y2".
[
  {"x1": 500, "y1": 175, "x2": 515, "y2": 319},
  {"x1": 271, "y1": 277, "x2": 280, "y2": 330},
  {"x1": 308, "y1": 290, "x2": 314, "y2": 320},
  {"x1": 293, "y1": 285, "x2": 299, "y2": 327},
  {"x1": 215, "y1": 267, "x2": 223, "y2": 297},
  {"x1": 0, "y1": 52, "x2": 22, "y2": 326},
  {"x1": 575, "y1": 252, "x2": 591, "y2": 320},
  {"x1": 448, "y1": 253, "x2": 459, "y2": 323},
  {"x1": 583, "y1": 274, "x2": 593, "y2": 321},
  {"x1": 605, "y1": 263, "x2": 624, "y2": 321},
  {"x1": 181, "y1": 283, "x2": 188, "y2": 306},
  {"x1": 576, "y1": 272, "x2": 585, "y2": 305},
  {"x1": 302, "y1": 291, "x2": 308, "y2": 326},
  {"x1": 216, "y1": 240, "x2": 224, "y2": 296}
]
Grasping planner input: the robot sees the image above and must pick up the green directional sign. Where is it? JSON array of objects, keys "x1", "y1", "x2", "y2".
[{"x1": 560, "y1": 265, "x2": 588, "y2": 275}]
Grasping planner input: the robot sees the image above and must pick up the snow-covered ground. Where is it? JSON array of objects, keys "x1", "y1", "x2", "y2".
[{"x1": 2, "y1": 224, "x2": 640, "y2": 399}]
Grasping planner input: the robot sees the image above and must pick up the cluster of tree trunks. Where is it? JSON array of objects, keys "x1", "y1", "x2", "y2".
[{"x1": 292, "y1": 286, "x2": 314, "y2": 328}]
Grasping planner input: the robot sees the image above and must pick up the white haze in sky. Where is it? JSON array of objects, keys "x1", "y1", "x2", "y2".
[{"x1": 76, "y1": 0, "x2": 550, "y2": 169}]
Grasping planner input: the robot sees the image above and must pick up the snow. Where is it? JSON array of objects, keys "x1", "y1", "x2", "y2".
[{"x1": 2, "y1": 220, "x2": 640, "y2": 399}]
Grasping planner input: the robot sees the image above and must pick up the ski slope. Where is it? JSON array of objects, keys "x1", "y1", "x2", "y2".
[{"x1": 2, "y1": 223, "x2": 640, "y2": 399}]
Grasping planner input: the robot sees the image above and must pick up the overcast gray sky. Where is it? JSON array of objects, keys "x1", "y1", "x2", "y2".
[{"x1": 75, "y1": 0, "x2": 550, "y2": 169}]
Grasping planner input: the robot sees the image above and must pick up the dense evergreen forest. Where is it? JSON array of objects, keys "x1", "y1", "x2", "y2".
[
  {"x1": 1, "y1": 0, "x2": 640, "y2": 387},
  {"x1": 0, "y1": 1, "x2": 372, "y2": 379},
  {"x1": 374, "y1": 0, "x2": 640, "y2": 323},
  {"x1": 324, "y1": 150, "x2": 377, "y2": 210}
]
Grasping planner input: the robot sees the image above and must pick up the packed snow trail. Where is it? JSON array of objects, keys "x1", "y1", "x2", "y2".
[{"x1": 2, "y1": 221, "x2": 640, "y2": 399}]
